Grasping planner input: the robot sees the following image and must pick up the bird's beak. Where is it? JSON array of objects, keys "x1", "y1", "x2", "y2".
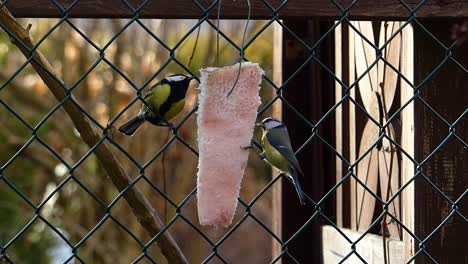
[{"x1": 255, "y1": 123, "x2": 265, "y2": 129}]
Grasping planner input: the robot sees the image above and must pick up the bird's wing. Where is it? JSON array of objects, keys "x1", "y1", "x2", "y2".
[
  {"x1": 265, "y1": 126, "x2": 304, "y2": 176},
  {"x1": 139, "y1": 81, "x2": 162, "y2": 114},
  {"x1": 287, "y1": 163, "x2": 306, "y2": 205}
]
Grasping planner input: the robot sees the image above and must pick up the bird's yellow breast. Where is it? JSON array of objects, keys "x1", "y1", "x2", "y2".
[{"x1": 262, "y1": 134, "x2": 290, "y2": 173}]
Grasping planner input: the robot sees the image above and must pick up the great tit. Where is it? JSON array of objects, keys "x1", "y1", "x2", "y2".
[
  {"x1": 118, "y1": 74, "x2": 194, "y2": 136},
  {"x1": 256, "y1": 117, "x2": 307, "y2": 205}
]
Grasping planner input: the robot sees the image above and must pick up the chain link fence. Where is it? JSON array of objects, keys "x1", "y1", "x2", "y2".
[{"x1": 0, "y1": 0, "x2": 466, "y2": 263}]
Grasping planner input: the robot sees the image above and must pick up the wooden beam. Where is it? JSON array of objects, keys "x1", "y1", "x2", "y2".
[
  {"x1": 400, "y1": 23, "x2": 415, "y2": 262},
  {"x1": 272, "y1": 21, "x2": 283, "y2": 264},
  {"x1": 282, "y1": 19, "x2": 336, "y2": 264},
  {"x1": 348, "y1": 21, "x2": 358, "y2": 231},
  {"x1": 282, "y1": 19, "x2": 318, "y2": 264},
  {"x1": 334, "y1": 21, "x2": 343, "y2": 227},
  {"x1": 412, "y1": 21, "x2": 468, "y2": 264},
  {"x1": 340, "y1": 22, "x2": 351, "y2": 229},
  {"x1": 5, "y1": 0, "x2": 468, "y2": 19}
]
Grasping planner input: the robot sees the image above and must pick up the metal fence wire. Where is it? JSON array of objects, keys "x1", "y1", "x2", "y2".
[{"x1": 0, "y1": 0, "x2": 466, "y2": 263}]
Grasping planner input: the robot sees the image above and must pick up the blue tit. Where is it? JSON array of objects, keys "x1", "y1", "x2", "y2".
[
  {"x1": 118, "y1": 74, "x2": 194, "y2": 136},
  {"x1": 257, "y1": 117, "x2": 307, "y2": 205}
]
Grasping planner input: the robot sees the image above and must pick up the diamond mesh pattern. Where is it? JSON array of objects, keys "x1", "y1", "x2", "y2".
[{"x1": 0, "y1": 0, "x2": 466, "y2": 263}]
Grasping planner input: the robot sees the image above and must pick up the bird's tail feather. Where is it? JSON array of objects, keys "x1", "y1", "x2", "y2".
[
  {"x1": 289, "y1": 166, "x2": 307, "y2": 206},
  {"x1": 118, "y1": 114, "x2": 145, "y2": 136}
]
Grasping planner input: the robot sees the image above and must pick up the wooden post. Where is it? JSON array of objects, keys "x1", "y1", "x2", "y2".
[
  {"x1": 334, "y1": 21, "x2": 352, "y2": 229},
  {"x1": 400, "y1": 23, "x2": 415, "y2": 263},
  {"x1": 272, "y1": 21, "x2": 283, "y2": 263},
  {"x1": 282, "y1": 19, "x2": 335, "y2": 264},
  {"x1": 410, "y1": 21, "x2": 468, "y2": 263},
  {"x1": 334, "y1": 21, "x2": 343, "y2": 228},
  {"x1": 348, "y1": 22, "x2": 358, "y2": 231}
]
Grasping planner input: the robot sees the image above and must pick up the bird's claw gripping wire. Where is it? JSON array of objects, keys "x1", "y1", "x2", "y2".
[
  {"x1": 167, "y1": 122, "x2": 177, "y2": 132},
  {"x1": 105, "y1": 117, "x2": 116, "y2": 139},
  {"x1": 149, "y1": 107, "x2": 177, "y2": 132},
  {"x1": 259, "y1": 152, "x2": 266, "y2": 160},
  {"x1": 241, "y1": 141, "x2": 264, "y2": 159}
]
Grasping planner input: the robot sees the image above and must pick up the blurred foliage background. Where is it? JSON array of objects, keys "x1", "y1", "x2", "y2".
[{"x1": 0, "y1": 18, "x2": 277, "y2": 263}]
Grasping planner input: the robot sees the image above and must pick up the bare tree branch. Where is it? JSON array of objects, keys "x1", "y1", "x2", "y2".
[{"x1": 0, "y1": 6, "x2": 188, "y2": 264}]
